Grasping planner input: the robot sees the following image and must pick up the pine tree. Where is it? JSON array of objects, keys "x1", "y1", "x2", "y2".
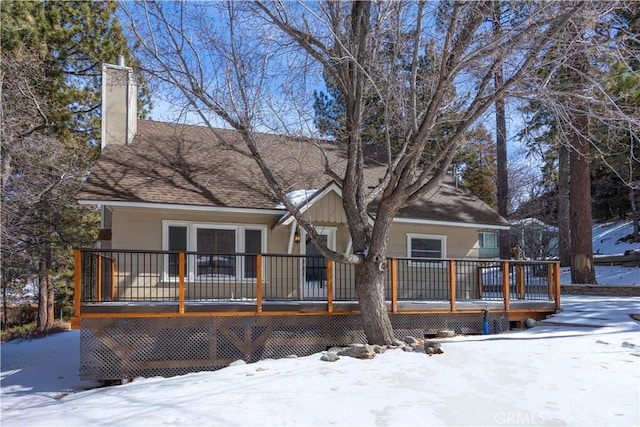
[
  {"x1": 1, "y1": 0, "x2": 147, "y2": 331},
  {"x1": 453, "y1": 126, "x2": 498, "y2": 209}
]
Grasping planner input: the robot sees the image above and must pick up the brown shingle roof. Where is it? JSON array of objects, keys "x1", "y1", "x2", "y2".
[{"x1": 80, "y1": 120, "x2": 508, "y2": 227}]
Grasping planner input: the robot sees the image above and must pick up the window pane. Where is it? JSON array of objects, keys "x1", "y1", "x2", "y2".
[
  {"x1": 480, "y1": 232, "x2": 498, "y2": 248},
  {"x1": 244, "y1": 229, "x2": 262, "y2": 278},
  {"x1": 168, "y1": 226, "x2": 187, "y2": 251},
  {"x1": 197, "y1": 229, "x2": 235, "y2": 253},
  {"x1": 244, "y1": 229, "x2": 262, "y2": 253},
  {"x1": 168, "y1": 226, "x2": 187, "y2": 277},
  {"x1": 197, "y1": 229, "x2": 236, "y2": 277},
  {"x1": 411, "y1": 238, "x2": 442, "y2": 258}
]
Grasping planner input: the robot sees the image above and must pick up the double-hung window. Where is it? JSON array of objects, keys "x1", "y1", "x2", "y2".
[
  {"x1": 163, "y1": 221, "x2": 265, "y2": 281},
  {"x1": 407, "y1": 234, "x2": 446, "y2": 265}
]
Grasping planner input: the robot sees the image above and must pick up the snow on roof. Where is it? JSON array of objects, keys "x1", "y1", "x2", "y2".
[{"x1": 275, "y1": 189, "x2": 319, "y2": 209}]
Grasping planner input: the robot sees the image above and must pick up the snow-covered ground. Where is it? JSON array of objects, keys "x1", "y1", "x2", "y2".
[
  {"x1": 561, "y1": 265, "x2": 640, "y2": 286},
  {"x1": 559, "y1": 220, "x2": 639, "y2": 286},
  {"x1": 593, "y1": 220, "x2": 638, "y2": 256},
  {"x1": 2, "y1": 295, "x2": 639, "y2": 427}
]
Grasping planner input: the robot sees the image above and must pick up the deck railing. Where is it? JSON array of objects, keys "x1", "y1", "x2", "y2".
[{"x1": 74, "y1": 249, "x2": 561, "y2": 316}]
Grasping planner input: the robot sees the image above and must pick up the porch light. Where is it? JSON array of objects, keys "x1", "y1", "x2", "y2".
[{"x1": 294, "y1": 230, "x2": 301, "y2": 244}]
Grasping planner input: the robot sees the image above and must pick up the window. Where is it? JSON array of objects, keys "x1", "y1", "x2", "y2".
[
  {"x1": 196, "y1": 228, "x2": 236, "y2": 277},
  {"x1": 407, "y1": 234, "x2": 446, "y2": 265},
  {"x1": 479, "y1": 231, "x2": 498, "y2": 248},
  {"x1": 479, "y1": 231, "x2": 499, "y2": 258},
  {"x1": 163, "y1": 221, "x2": 265, "y2": 280}
]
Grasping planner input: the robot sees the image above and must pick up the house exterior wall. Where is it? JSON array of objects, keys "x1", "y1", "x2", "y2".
[
  {"x1": 104, "y1": 205, "x2": 488, "y2": 302},
  {"x1": 387, "y1": 222, "x2": 481, "y2": 259},
  {"x1": 110, "y1": 207, "x2": 285, "y2": 250}
]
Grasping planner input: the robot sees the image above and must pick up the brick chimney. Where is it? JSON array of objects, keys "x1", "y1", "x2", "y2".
[{"x1": 101, "y1": 56, "x2": 137, "y2": 149}]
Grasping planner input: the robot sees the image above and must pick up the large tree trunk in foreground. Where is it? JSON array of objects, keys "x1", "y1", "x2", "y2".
[
  {"x1": 558, "y1": 143, "x2": 571, "y2": 266},
  {"x1": 569, "y1": 115, "x2": 596, "y2": 284},
  {"x1": 494, "y1": 4, "x2": 510, "y2": 260},
  {"x1": 354, "y1": 261, "x2": 395, "y2": 345}
]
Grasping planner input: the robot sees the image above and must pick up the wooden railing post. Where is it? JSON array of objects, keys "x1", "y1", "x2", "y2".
[
  {"x1": 74, "y1": 249, "x2": 81, "y2": 317},
  {"x1": 391, "y1": 258, "x2": 398, "y2": 314},
  {"x1": 449, "y1": 260, "x2": 456, "y2": 312},
  {"x1": 110, "y1": 259, "x2": 116, "y2": 302},
  {"x1": 327, "y1": 259, "x2": 333, "y2": 314},
  {"x1": 517, "y1": 264, "x2": 525, "y2": 300},
  {"x1": 502, "y1": 261, "x2": 510, "y2": 311},
  {"x1": 554, "y1": 262, "x2": 561, "y2": 312},
  {"x1": 178, "y1": 252, "x2": 185, "y2": 314},
  {"x1": 256, "y1": 254, "x2": 263, "y2": 314},
  {"x1": 96, "y1": 255, "x2": 102, "y2": 303},
  {"x1": 547, "y1": 263, "x2": 554, "y2": 300}
]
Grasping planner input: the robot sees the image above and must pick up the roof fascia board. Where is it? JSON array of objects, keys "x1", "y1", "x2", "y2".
[
  {"x1": 392, "y1": 217, "x2": 510, "y2": 230},
  {"x1": 78, "y1": 200, "x2": 284, "y2": 215}
]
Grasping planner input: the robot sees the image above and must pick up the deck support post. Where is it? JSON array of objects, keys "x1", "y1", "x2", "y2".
[
  {"x1": 517, "y1": 265, "x2": 525, "y2": 300},
  {"x1": 178, "y1": 252, "x2": 185, "y2": 314},
  {"x1": 449, "y1": 260, "x2": 456, "y2": 312},
  {"x1": 110, "y1": 259, "x2": 116, "y2": 302},
  {"x1": 96, "y1": 255, "x2": 102, "y2": 303},
  {"x1": 554, "y1": 262, "x2": 561, "y2": 312},
  {"x1": 391, "y1": 258, "x2": 398, "y2": 313},
  {"x1": 327, "y1": 259, "x2": 333, "y2": 314},
  {"x1": 74, "y1": 249, "x2": 81, "y2": 318},
  {"x1": 256, "y1": 254, "x2": 263, "y2": 313},
  {"x1": 547, "y1": 264, "x2": 554, "y2": 300},
  {"x1": 502, "y1": 261, "x2": 510, "y2": 311}
]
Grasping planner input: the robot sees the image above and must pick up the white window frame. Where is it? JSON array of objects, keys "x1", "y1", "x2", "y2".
[
  {"x1": 162, "y1": 220, "x2": 267, "y2": 281},
  {"x1": 406, "y1": 233, "x2": 447, "y2": 267}
]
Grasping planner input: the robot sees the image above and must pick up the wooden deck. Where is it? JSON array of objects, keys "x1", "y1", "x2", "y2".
[
  {"x1": 73, "y1": 249, "x2": 561, "y2": 381},
  {"x1": 72, "y1": 249, "x2": 561, "y2": 327}
]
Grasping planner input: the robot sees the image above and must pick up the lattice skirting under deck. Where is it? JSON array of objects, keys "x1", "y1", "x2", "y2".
[{"x1": 80, "y1": 312, "x2": 508, "y2": 381}]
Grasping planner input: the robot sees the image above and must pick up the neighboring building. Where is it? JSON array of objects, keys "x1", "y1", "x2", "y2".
[{"x1": 509, "y1": 218, "x2": 559, "y2": 260}]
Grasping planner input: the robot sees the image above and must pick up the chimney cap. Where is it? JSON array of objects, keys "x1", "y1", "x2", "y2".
[{"x1": 117, "y1": 55, "x2": 125, "y2": 67}]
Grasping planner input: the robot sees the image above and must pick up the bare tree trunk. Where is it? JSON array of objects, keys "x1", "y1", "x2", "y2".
[
  {"x1": 570, "y1": 115, "x2": 596, "y2": 284},
  {"x1": 558, "y1": 143, "x2": 571, "y2": 266},
  {"x1": 630, "y1": 186, "x2": 639, "y2": 236},
  {"x1": 494, "y1": 3, "x2": 510, "y2": 260},
  {"x1": 36, "y1": 247, "x2": 55, "y2": 332},
  {"x1": 354, "y1": 260, "x2": 394, "y2": 345},
  {"x1": 2, "y1": 282, "x2": 7, "y2": 328},
  {"x1": 37, "y1": 256, "x2": 47, "y2": 332}
]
